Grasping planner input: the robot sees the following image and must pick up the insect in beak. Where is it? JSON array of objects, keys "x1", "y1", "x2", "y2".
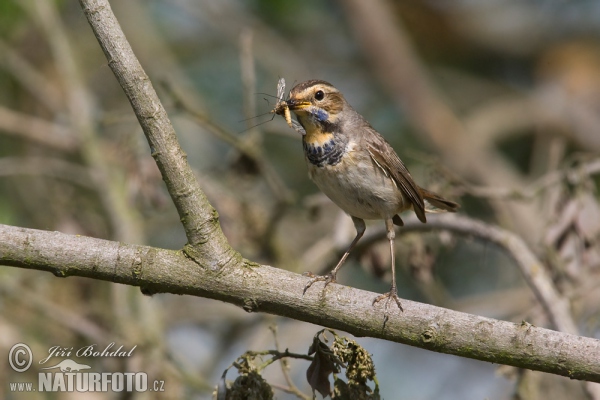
[
  {"x1": 273, "y1": 101, "x2": 292, "y2": 128},
  {"x1": 270, "y1": 78, "x2": 306, "y2": 135}
]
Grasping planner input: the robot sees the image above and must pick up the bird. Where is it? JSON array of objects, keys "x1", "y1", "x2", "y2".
[{"x1": 274, "y1": 79, "x2": 459, "y2": 310}]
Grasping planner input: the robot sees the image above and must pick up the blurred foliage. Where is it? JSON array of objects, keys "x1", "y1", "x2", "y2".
[{"x1": 1, "y1": 0, "x2": 600, "y2": 399}]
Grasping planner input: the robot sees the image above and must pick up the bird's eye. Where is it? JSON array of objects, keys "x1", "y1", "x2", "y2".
[{"x1": 314, "y1": 90, "x2": 325, "y2": 101}]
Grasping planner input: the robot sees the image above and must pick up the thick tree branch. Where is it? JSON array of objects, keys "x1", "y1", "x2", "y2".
[
  {"x1": 78, "y1": 0, "x2": 235, "y2": 266},
  {"x1": 1, "y1": 223, "x2": 599, "y2": 382}
]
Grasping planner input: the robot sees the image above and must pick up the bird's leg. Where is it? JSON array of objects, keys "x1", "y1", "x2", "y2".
[
  {"x1": 373, "y1": 218, "x2": 403, "y2": 311},
  {"x1": 304, "y1": 217, "x2": 365, "y2": 293}
]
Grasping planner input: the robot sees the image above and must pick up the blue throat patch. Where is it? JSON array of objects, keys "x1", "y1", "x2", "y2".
[
  {"x1": 314, "y1": 108, "x2": 329, "y2": 122},
  {"x1": 303, "y1": 137, "x2": 346, "y2": 167}
]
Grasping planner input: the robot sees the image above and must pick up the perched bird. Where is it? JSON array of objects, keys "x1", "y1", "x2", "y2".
[{"x1": 275, "y1": 79, "x2": 459, "y2": 310}]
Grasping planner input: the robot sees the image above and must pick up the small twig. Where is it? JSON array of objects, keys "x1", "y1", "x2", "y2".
[
  {"x1": 270, "y1": 326, "x2": 311, "y2": 400},
  {"x1": 227, "y1": 350, "x2": 313, "y2": 373},
  {"x1": 253, "y1": 350, "x2": 314, "y2": 371}
]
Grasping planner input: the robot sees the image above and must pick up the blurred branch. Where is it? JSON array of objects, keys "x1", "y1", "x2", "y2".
[
  {"x1": 447, "y1": 157, "x2": 600, "y2": 200},
  {"x1": 337, "y1": 0, "x2": 462, "y2": 151},
  {"x1": 464, "y1": 96, "x2": 538, "y2": 145},
  {"x1": 356, "y1": 214, "x2": 578, "y2": 334},
  {"x1": 0, "y1": 38, "x2": 64, "y2": 113},
  {"x1": 0, "y1": 106, "x2": 77, "y2": 152},
  {"x1": 240, "y1": 28, "x2": 257, "y2": 129},
  {"x1": 26, "y1": 0, "x2": 143, "y2": 245},
  {"x1": 0, "y1": 276, "x2": 111, "y2": 343},
  {"x1": 1, "y1": 223, "x2": 599, "y2": 383},
  {"x1": 0, "y1": 156, "x2": 93, "y2": 188}
]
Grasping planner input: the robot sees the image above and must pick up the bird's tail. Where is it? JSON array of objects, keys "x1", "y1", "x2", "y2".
[{"x1": 420, "y1": 188, "x2": 460, "y2": 214}]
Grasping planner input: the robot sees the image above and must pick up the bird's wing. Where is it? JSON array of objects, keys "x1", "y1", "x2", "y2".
[{"x1": 366, "y1": 136, "x2": 426, "y2": 222}]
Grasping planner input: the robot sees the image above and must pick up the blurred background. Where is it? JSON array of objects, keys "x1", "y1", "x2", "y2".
[{"x1": 1, "y1": 0, "x2": 600, "y2": 399}]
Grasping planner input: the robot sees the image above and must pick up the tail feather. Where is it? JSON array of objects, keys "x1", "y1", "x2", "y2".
[{"x1": 420, "y1": 188, "x2": 459, "y2": 214}]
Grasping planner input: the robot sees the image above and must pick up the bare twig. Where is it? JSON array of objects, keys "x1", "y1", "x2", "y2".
[
  {"x1": 270, "y1": 383, "x2": 312, "y2": 399},
  {"x1": 270, "y1": 326, "x2": 311, "y2": 400}
]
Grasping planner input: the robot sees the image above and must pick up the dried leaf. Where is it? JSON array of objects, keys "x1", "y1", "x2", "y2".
[
  {"x1": 307, "y1": 336, "x2": 340, "y2": 398},
  {"x1": 216, "y1": 369, "x2": 228, "y2": 400}
]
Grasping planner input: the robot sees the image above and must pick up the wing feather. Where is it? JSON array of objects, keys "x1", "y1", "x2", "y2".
[{"x1": 366, "y1": 137, "x2": 426, "y2": 222}]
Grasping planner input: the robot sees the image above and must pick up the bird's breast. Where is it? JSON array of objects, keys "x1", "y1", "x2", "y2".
[{"x1": 306, "y1": 140, "x2": 409, "y2": 219}]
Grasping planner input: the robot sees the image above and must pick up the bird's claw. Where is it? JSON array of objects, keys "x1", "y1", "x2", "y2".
[
  {"x1": 303, "y1": 272, "x2": 337, "y2": 294},
  {"x1": 373, "y1": 288, "x2": 403, "y2": 312}
]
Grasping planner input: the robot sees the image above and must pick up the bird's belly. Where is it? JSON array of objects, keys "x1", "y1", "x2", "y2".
[{"x1": 307, "y1": 154, "x2": 408, "y2": 220}]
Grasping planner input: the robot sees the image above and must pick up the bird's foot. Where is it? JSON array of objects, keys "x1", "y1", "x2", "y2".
[
  {"x1": 372, "y1": 287, "x2": 403, "y2": 312},
  {"x1": 302, "y1": 271, "x2": 337, "y2": 294}
]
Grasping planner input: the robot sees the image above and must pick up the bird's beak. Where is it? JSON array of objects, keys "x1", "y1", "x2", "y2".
[{"x1": 286, "y1": 99, "x2": 311, "y2": 111}]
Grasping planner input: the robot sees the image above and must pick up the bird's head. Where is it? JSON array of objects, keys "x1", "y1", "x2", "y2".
[{"x1": 286, "y1": 80, "x2": 347, "y2": 133}]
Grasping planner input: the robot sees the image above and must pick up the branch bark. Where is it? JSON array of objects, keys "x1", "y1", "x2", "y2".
[{"x1": 1, "y1": 223, "x2": 599, "y2": 382}]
